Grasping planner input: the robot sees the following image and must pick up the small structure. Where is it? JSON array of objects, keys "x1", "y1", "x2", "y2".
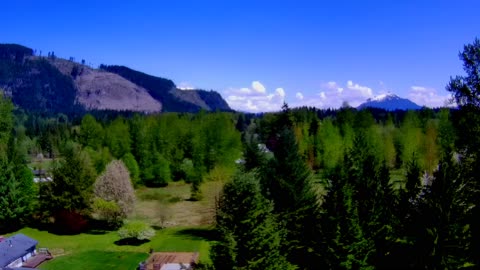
[
  {"x1": 31, "y1": 169, "x2": 52, "y2": 183},
  {"x1": 140, "y1": 252, "x2": 199, "y2": 270},
  {"x1": 0, "y1": 234, "x2": 51, "y2": 269},
  {"x1": 0, "y1": 234, "x2": 37, "y2": 268}
]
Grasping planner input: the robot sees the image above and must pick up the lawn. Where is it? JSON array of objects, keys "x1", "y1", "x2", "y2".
[
  {"x1": 7, "y1": 179, "x2": 224, "y2": 269},
  {"x1": 9, "y1": 226, "x2": 214, "y2": 270}
]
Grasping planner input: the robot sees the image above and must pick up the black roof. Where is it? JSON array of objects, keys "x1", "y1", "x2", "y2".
[{"x1": 0, "y1": 234, "x2": 38, "y2": 267}]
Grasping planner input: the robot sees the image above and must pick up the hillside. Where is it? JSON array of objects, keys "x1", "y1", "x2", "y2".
[
  {"x1": 0, "y1": 44, "x2": 230, "y2": 115},
  {"x1": 0, "y1": 44, "x2": 81, "y2": 114},
  {"x1": 48, "y1": 58, "x2": 162, "y2": 113},
  {"x1": 100, "y1": 65, "x2": 231, "y2": 112}
]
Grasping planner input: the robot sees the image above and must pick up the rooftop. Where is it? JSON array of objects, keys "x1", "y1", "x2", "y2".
[
  {"x1": 143, "y1": 252, "x2": 199, "y2": 270},
  {"x1": 0, "y1": 234, "x2": 38, "y2": 267}
]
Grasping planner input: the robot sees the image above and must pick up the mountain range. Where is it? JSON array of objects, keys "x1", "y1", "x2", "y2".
[
  {"x1": 0, "y1": 44, "x2": 230, "y2": 115},
  {"x1": 357, "y1": 93, "x2": 422, "y2": 111}
]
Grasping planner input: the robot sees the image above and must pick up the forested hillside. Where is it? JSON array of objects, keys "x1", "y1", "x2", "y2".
[
  {"x1": 100, "y1": 65, "x2": 231, "y2": 112},
  {"x1": 0, "y1": 44, "x2": 82, "y2": 115},
  {"x1": 0, "y1": 44, "x2": 231, "y2": 116}
]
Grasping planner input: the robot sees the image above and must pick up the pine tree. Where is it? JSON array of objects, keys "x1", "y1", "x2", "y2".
[
  {"x1": 212, "y1": 172, "x2": 295, "y2": 270},
  {"x1": 40, "y1": 143, "x2": 96, "y2": 232},
  {"x1": 0, "y1": 94, "x2": 34, "y2": 232},
  {"x1": 261, "y1": 127, "x2": 322, "y2": 269}
]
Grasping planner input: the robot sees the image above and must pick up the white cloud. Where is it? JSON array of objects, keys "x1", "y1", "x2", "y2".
[
  {"x1": 322, "y1": 81, "x2": 340, "y2": 89},
  {"x1": 276, "y1": 88, "x2": 285, "y2": 98},
  {"x1": 411, "y1": 86, "x2": 428, "y2": 92},
  {"x1": 319, "y1": 92, "x2": 326, "y2": 100},
  {"x1": 252, "y1": 81, "x2": 266, "y2": 94},
  {"x1": 224, "y1": 80, "x2": 453, "y2": 112},
  {"x1": 291, "y1": 80, "x2": 374, "y2": 109},
  {"x1": 408, "y1": 86, "x2": 453, "y2": 107},
  {"x1": 224, "y1": 81, "x2": 286, "y2": 112}
]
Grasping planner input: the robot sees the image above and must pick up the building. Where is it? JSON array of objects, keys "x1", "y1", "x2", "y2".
[
  {"x1": 139, "y1": 252, "x2": 199, "y2": 270},
  {"x1": 0, "y1": 234, "x2": 37, "y2": 269}
]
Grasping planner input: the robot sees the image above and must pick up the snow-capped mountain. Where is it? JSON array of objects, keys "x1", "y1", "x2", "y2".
[{"x1": 357, "y1": 93, "x2": 422, "y2": 111}]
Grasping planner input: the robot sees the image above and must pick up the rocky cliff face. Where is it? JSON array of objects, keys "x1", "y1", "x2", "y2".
[
  {"x1": 0, "y1": 43, "x2": 231, "y2": 114},
  {"x1": 48, "y1": 58, "x2": 162, "y2": 113}
]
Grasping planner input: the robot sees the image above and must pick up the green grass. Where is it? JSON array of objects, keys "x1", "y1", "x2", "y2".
[
  {"x1": 28, "y1": 157, "x2": 55, "y2": 171},
  {"x1": 42, "y1": 251, "x2": 147, "y2": 270},
  {"x1": 9, "y1": 226, "x2": 214, "y2": 270},
  {"x1": 136, "y1": 182, "x2": 190, "y2": 202}
]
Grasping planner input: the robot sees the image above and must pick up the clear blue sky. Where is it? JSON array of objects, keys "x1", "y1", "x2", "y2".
[{"x1": 2, "y1": 0, "x2": 479, "y2": 111}]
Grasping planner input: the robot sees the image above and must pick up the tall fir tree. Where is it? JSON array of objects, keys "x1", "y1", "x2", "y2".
[
  {"x1": 0, "y1": 93, "x2": 34, "y2": 232},
  {"x1": 212, "y1": 172, "x2": 295, "y2": 270}
]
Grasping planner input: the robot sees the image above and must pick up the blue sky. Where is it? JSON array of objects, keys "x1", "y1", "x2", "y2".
[{"x1": 2, "y1": 0, "x2": 479, "y2": 112}]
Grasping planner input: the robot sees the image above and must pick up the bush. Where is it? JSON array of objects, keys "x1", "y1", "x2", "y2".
[
  {"x1": 118, "y1": 220, "x2": 155, "y2": 241},
  {"x1": 92, "y1": 198, "x2": 122, "y2": 227}
]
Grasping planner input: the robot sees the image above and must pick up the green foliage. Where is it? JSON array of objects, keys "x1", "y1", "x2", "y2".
[
  {"x1": 261, "y1": 126, "x2": 322, "y2": 269},
  {"x1": 40, "y1": 144, "x2": 97, "y2": 215},
  {"x1": 92, "y1": 198, "x2": 122, "y2": 226},
  {"x1": 189, "y1": 170, "x2": 204, "y2": 201},
  {"x1": 317, "y1": 118, "x2": 343, "y2": 170},
  {"x1": 0, "y1": 95, "x2": 34, "y2": 232},
  {"x1": 144, "y1": 154, "x2": 171, "y2": 187},
  {"x1": 104, "y1": 117, "x2": 131, "y2": 158},
  {"x1": 447, "y1": 38, "x2": 480, "y2": 107},
  {"x1": 0, "y1": 92, "x2": 14, "y2": 146},
  {"x1": 79, "y1": 114, "x2": 104, "y2": 150},
  {"x1": 85, "y1": 146, "x2": 112, "y2": 174},
  {"x1": 117, "y1": 220, "x2": 155, "y2": 241},
  {"x1": 121, "y1": 152, "x2": 140, "y2": 186},
  {"x1": 179, "y1": 158, "x2": 195, "y2": 183},
  {"x1": 212, "y1": 172, "x2": 296, "y2": 270}
]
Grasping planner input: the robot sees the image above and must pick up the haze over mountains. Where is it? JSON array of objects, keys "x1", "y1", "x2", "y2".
[{"x1": 0, "y1": 44, "x2": 230, "y2": 115}]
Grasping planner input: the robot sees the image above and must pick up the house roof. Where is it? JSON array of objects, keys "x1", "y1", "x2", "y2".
[
  {"x1": 0, "y1": 234, "x2": 38, "y2": 267},
  {"x1": 145, "y1": 252, "x2": 198, "y2": 270},
  {"x1": 0, "y1": 267, "x2": 37, "y2": 270}
]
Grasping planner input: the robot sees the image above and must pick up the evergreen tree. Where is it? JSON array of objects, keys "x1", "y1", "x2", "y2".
[
  {"x1": 0, "y1": 94, "x2": 34, "y2": 232},
  {"x1": 446, "y1": 38, "x2": 480, "y2": 266},
  {"x1": 40, "y1": 143, "x2": 96, "y2": 232},
  {"x1": 416, "y1": 152, "x2": 472, "y2": 268},
  {"x1": 261, "y1": 127, "x2": 322, "y2": 269},
  {"x1": 212, "y1": 172, "x2": 295, "y2": 270}
]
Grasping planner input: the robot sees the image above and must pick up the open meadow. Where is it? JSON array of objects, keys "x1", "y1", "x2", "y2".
[{"x1": 7, "y1": 180, "x2": 222, "y2": 269}]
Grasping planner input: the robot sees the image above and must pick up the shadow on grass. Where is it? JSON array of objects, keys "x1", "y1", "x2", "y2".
[
  {"x1": 28, "y1": 218, "x2": 116, "y2": 236},
  {"x1": 114, "y1": 238, "x2": 150, "y2": 246},
  {"x1": 174, "y1": 228, "x2": 218, "y2": 241}
]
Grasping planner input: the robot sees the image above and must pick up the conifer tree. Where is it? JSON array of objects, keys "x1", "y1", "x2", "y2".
[
  {"x1": 261, "y1": 126, "x2": 322, "y2": 269},
  {"x1": 0, "y1": 94, "x2": 34, "y2": 232},
  {"x1": 212, "y1": 172, "x2": 295, "y2": 270}
]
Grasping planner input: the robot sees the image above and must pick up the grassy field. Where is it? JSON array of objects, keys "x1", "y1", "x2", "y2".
[
  {"x1": 6, "y1": 179, "x2": 225, "y2": 269},
  {"x1": 9, "y1": 226, "x2": 214, "y2": 270},
  {"x1": 133, "y1": 180, "x2": 223, "y2": 227}
]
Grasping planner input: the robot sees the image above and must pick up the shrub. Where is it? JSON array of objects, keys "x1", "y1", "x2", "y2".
[
  {"x1": 92, "y1": 198, "x2": 122, "y2": 227},
  {"x1": 118, "y1": 220, "x2": 155, "y2": 240}
]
